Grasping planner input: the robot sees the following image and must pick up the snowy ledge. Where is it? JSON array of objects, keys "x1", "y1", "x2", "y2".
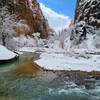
[
  {"x1": 0, "y1": 45, "x2": 17, "y2": 60},
  {"x1": 35, "y1": 53, "x2": 100, "y2": 72}
]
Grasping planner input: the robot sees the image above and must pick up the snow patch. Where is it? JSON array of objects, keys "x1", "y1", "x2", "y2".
[
  {"x1": 0, "y1": 45, "x2": 16, "y2": 60},
  {"x1": 19, "y1": 47, "x2": 37, "y2": 53},
  {"x1": 35, "y1": 51, "x2": 100, "y2": 72}
]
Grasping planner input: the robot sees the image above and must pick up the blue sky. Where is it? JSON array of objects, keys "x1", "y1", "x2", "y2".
[{"x1": 38, "y1": 0, "x2": 76, "y2": 19}]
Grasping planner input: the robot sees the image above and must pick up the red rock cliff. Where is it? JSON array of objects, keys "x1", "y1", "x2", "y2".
[{"x1": 0, "y1": 0, "x2": 49, "y2": 38}]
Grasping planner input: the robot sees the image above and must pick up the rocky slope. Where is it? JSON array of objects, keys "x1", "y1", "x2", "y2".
[
  {"x1": 70, "y1": 0, "x2": 100, "y2": 48},
  {"x1": 74, "y1": 0, "x2": 100, "y2": 28},
  {"x1": 0, "y1": 0, "x2": 49, "y2": 39}
]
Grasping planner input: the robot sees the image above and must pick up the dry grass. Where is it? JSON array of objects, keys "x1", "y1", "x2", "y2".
[{"x1": 11, "y1": 61, "x2": 42, "y2": 78}]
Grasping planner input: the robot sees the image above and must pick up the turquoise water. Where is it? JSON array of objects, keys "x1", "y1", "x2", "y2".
[
  {"x1": 0, "y1": 52, "x2": 39, "y2": 72},
  {"x1": 0, "y1": 52, "x2": 100, "y2": 100},
  {"x1": 0, "y1": 73, "x2": 100, "y2": 100}
]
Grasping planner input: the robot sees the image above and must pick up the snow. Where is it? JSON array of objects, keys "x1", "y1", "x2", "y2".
[
  {"x1": 35, "y1": 49, "x2": 100, "y2": 72},
  {"x1": 18, "y1": 47, "x2": 37, "y2": 53},
  {"x1": 18, "y1": 46, "x2": 66, "y2": 53},
  {"x1": 0, "y1": 45, "x2": 16, "y2": 60},
  {"x1": 18, "y1": 43, "x2": 100, "y2": 72},
  {"x1": 44, "y1": 48, "x2": 66, "y2": 54},
  {"x1": 17, "y1": 30, "x2": 100, "y2": 72},
  {"x1": 73, "y1": 49, "x2": 100, "y2": 55}
]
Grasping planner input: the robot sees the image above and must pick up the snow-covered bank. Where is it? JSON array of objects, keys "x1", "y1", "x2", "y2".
[
  {"x1": 0, "y1": 45, "x2": 17, "y2": 60},
  {"x1": 19, "y1": 47, "x2": 38, "y2": 53},
  {"x1": 35, "y1": 51, "x2": 100, "y2": 72},
  {"x1": 19, "y1": 47, "x2": 66, "y2": 53},
  {"x1": 18, "y1": 46, "x2": 100, "y2": 72}
]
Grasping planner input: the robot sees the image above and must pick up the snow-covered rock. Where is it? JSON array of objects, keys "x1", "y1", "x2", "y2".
[
  {"x1": 70, "y1": 21, "x2": 95, "y2": 45},
  {"x1": 70, "y1": 21, "x2": 87, "y2": 45},
  {"x1": 0, "y1": 45, "x2": 16, "y2": 60},
  {"x1": 74, "y1": 0, "x2": 100, "y2": 28},
  {"x1": 70, "y1": 21, "x2": 100, "y2": 49},
  {"x1": 70, "y1": 0, "x2": 100, "y2": 48}
]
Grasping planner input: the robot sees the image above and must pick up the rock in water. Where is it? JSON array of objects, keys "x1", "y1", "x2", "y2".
[{"x1": 0, "y1": 0, "x2": 49, "y2": 39}]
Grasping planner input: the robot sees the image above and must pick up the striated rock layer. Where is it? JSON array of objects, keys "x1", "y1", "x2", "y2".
[{"x1": 0, "y1": 0, "x2": 49, "y2": 38}]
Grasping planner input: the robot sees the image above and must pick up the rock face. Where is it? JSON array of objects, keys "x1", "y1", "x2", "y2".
[
  {"x1": 74, "y1": 0, "x2": 100, "y2": 28},
  {"x1": 0, "y1": 0, "x2": 49, "y2": 38},
  {"x1": 70, "y1": 0, "x2": 100, "y2": 47}
]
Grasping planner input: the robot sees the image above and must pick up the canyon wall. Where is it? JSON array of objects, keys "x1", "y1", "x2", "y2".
[{"x1": 0, "y1": 0, "x2": 49, "y2": 38}]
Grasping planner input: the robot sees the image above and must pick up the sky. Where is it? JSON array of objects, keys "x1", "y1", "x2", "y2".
[
  {"x1": 40, "y1": 3, "x2": 71, "y2": 31},
  {"x1": 38, "y1": 0, "x2": 77, "y2": 19}
]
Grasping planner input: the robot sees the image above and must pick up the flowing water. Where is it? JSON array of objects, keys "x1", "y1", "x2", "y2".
[
  {"x1": 0, "y1": 52, "x2": 39, "y2": 72},
  {"x1": 0, "y1": 52, "x2": 100, "y2": 100}
]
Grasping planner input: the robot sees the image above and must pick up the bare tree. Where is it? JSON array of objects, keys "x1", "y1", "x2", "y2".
[
  {"x1": 59, "y1": 29, "x2": 67, "y2": 49},
  {"x1": 32, "y1": 32, "x2": 41, "y2": 47}
]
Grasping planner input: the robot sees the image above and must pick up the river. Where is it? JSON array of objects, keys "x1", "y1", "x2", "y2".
[{"x1": 0, "y1": 52, "x2": 100, "y2": 100}]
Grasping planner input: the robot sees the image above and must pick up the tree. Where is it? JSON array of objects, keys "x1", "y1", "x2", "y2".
[
  {"x1": 59, "y1": 29, "x2": 67, "y2": 49},
  {"x1": 0, "y1": 6, "x2": 16, "y2": 47},
  {"x1": 32, "y1": 32, "x2": 41, "y2": 47}
]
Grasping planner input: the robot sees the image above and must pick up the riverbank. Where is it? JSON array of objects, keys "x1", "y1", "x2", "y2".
[
  {"x1": 18, "y1": 47, "x2": 100, "y2": 72},
  {"x1": 14, "y1": 47, "x2": 100, "y2": 83},
  {"x1": 11, "y1": 61, "x2": 100, "y2": 86},
  {"x1": 3, "y1": 47, "x2": 99, "y2": 84}
]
